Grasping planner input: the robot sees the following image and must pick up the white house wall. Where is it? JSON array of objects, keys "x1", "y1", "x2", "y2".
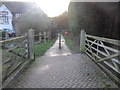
[{"x1": 0, "y1": 4, "x2": 13, "y2": 30}]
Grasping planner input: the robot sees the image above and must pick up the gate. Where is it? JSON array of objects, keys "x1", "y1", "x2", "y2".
[{"x1": 80, "y1": 30, "x2": 120, "y2": 85}]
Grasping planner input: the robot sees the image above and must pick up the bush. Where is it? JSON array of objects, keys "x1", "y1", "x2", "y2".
[
  {"x1": 68, "y1": 2, "x2": 119, "y2": 49},
  {"x1": 14, "y1": 9, "x2": 51, "y2": 36}
]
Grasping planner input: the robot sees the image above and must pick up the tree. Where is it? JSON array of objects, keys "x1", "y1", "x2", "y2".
[{"x1": 14, "y1": 9, "x2": 50, "y2": 36}]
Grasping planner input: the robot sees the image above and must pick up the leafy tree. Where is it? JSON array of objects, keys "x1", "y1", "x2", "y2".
[
  {"x1": 68, "y1": 2, "x2": 119, "y2": 52},
  {"x1": 14, "y1": 9, "x2": 50, "y2": 36}
]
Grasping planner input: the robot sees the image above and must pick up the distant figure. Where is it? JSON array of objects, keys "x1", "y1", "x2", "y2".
[{"x1": 65, "y1": 32, "x2": 68, "y2": 36}]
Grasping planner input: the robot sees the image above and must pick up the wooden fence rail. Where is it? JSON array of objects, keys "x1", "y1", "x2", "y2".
[
  {"x1": 0, "y1": 31, "x2": 8, "y2": 41},
  {"x1": 0, "y1": 29, "x2": 50, "y2": 88},
  {"x1": 80, "y1": 30, "x2": 120, "y2": 85},
  {"x1": 0, "y1": 29, "x2": 31, "y2": 87},
  {"x1": 1, "y1": 35, "x2": 28, "y2": 87},
  {"x1": 34, "y1": 32, "x2": 49, "y2": 44}
]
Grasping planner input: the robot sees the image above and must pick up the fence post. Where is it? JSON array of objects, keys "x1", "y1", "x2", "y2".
[
  {"x1": 80, "y1": 30, "x2": 86, "y2": 53},
  {"x1": 48, "y1": 32, "x2": 50, "y2": 41},
  {"x1": 25, "y1": 34, "x2": 28, "y2": 54},
  {"x1": 28, "y1": 29, "x2": 35, "y2": 60},
  {"x1": 39, "y1": 33, "x2": 42, "y2": 43},
  {"x1": 44, "y1": 32, "x2": 46, "y2": 43},
  {"x1": 5, "y1": 32, "x2": 8, "y2": 40},
  {"x1": 47, "y1": 32, "x2": 49, "y2": 41},
  {"x1": 59, "y1": 34, "x2": 61, "y2": 49}
]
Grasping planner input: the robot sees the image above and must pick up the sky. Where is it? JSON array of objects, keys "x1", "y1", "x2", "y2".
[
  {"x1": 35, "y1": 0, "x2": 70, "y2": 17},
  {"x1": 3, "y1": 0, "x2": 71, "y2": 17},
  {"x1": 3, "y1": 0, "x2": 119, "y2": 17}
]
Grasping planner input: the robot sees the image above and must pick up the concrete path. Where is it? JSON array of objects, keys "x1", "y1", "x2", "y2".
[
  {"x1": 9, "y1": 35, "x2": 117, "y2": 88},
  {"x1": 44, "y1": 35, "x2": 71, "y2": 56}
]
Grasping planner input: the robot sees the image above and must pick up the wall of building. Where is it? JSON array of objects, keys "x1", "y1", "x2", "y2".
[{"x1": 0, "y1": 4, "x2": 13, "y2": 30}]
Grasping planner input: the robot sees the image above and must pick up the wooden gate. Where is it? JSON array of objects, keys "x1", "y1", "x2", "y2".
[
  {"x1": 80, "y1": 30, "x2": 120, "y2": 85},
  {"x1": 0, "y1": 29, "x2": 35, "y2": 88}
]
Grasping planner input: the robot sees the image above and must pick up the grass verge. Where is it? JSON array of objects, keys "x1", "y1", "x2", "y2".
[
  {"x1": 35, "y1": 38, "x2": 56, "y2": 58},
  {"x1": 62, "y1": 34, "x2": 75, "y2": 54},
  {"x1": 62, "y1": 33, "x2": 80, "y2": 54},
  {"x1": 64, "y1": 37, "x2": 74, "y2": 53}
]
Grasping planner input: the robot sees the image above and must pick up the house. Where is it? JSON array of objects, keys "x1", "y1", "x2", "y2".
[
  {"x1": 0, "y1": 4, "x2": 13, "y2": 30},
  {"x1": 0, "y1": 1, "x2": 42, "y2": 35}
]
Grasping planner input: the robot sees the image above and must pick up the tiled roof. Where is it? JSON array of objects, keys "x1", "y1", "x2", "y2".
[{"x1": 0, "y1": 1, "x2": 39, "y2": 13}]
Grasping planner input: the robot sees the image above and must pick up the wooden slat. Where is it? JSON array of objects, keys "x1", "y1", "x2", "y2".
[
  {"x1": 86, "y1": 39, "x2": 119, "y2": 53},
  {"x1": 3, "y1": 51, "x2": 28, "y2": 80},
  {"x1": 112, "y1": 58, "x2": 120, "y2": 64},
  {"x1": 0, "y1": 36, "x2": 26, "y2": 44},
  {"x1": 86, "y1": 34, "x2": 120, "y2": 46},
  {"x1": 86, "y1": 42, "x2": 120, "y2": 63},
  {"x1": 3, "y1": 58, "x2": 11, "y2": 65},
  {"x1": 6, "y1": 59, "x2": 26, "y2": 78},
  {"x1": 3, "y1": 60, "x2": 25, "y2": 81},
  {"x1": 85, "y1": 48, "x2": 101, "y2": 60},
  {"x1": 86, "y1": 43, "x2": 109, "y2": 57},
  {"x1": 84, "y1": 32, "x2": 120, "y2": 84},
  {"x1": 85, "y1": 51, "x2": 95, "y2": 61},
  {"x1": 85, "y1": 39, "x2": 96, "y2": 59},
  {"x1": 98, "y1": 63, "x2": 120, "y2": 83},
  {"x1": 103, "y1": 61, "x2": 120, "y2": 74},
  {"x1": 5, "y1": 46, "x2": 19, "y2": 52},
  {"x1": 35, "y1": 42, "x2": 40, "y2": 44},
  {"x1": 97, "y1": 53, "x2": 120, "y2": 63},
  {"x1": 86, "y1": 43, "x2": 120, "y2": 71},
  {"x1": 100, "y1": 41, "x2": 111, "y2": 56},
  {"x1": 34, "y1": 35, "x2": 42, "y2": 37}
]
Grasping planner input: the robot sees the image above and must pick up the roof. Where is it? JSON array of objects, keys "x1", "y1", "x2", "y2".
[{"x1": 0, "y1": 1, "x2": 39, "y2": 13}]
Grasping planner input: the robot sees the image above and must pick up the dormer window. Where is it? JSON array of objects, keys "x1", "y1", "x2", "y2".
[
  {"x1": 0, "y1": 11, "x2": 9, "y2": 24},
  {"x1": 15, "y1": 14, "x2": 21, "y2": 18}
]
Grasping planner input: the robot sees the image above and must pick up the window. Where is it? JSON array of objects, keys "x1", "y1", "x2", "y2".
[
  {"x1": 0, "y1": 11, "x2": 9, "y2": 24},
  {"x1": 15, "y1": 14, "x2": 21, "y2": 18}
]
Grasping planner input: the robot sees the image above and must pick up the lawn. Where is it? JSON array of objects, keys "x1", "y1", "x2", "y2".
[
  {"x1": 62, "y1": 33, "x2": 80, "y2": 54},
  {"x1": 35, "y1": 38, "x2": 56, "y2": 58},
  {"x1": 62, "y1": 34, "x2": 75, "y2": 53}
]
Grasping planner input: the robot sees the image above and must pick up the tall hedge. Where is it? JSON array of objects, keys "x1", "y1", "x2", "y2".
[
  {"x1": 14, "y1": 9, "x2": 50, "y2": 36},
  {"x1": 68, "y1": 2, "x2": 119, "y2": 40}
]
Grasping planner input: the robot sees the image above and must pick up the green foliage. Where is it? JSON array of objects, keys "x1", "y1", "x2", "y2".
[
  {"x1": 50, "y1": 11, "x2": 68, "y2": 38},
  {"x1": 63, "y1": 33, "x2": 80, "y2": 54},
  {"x1": 52, "y1": 11, "x2": 68, "y2": 30},
  {"x1": 35, "y1": 38, "x2": 56, "y2": 57},
  {"x1": 14, "y1": 9, "x2": 50, "y2": 36},
  {"x1": 68, "y1": 2, "x2": 119, "y2": 51},
  {"x1": 104, "y1": 84, "x2": 111, "y2": 88},
  {"x1": 68, "y1": 2, "x2": 118, "y2": 38}
]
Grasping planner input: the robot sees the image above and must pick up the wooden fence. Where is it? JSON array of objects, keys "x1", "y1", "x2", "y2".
[
  {"x1": 34, "y1": 32, "x2": 50, "y2": 44},
  {"x1": 80, "y1": 30, "x2": 120, "y2": 85},
  {"x1": 0, "y1": 31, "x2": 8, "y2": 41},
  {"x1": 0, "y1": 31, "x2": 2, "y2": 41},
  {"x1": 0, "y1": 29, "x2": 50, "y2": 88}
]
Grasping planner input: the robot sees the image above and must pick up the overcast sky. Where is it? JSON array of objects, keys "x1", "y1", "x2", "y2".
[
  {"x1": 2, "y1": 0, "x2": 119, "y2": 17},
  {"x1": 2, "y1": 0, "x2": 70, "y2": 17}
]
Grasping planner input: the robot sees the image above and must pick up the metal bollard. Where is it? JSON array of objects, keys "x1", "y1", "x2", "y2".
[{"x1": 59, "y1": 34, "x2": 61, "y2": 49}]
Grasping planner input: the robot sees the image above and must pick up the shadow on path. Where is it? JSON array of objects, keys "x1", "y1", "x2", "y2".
[{"x1": 9, "y1": 35, "x2": 118, "y2": 88}]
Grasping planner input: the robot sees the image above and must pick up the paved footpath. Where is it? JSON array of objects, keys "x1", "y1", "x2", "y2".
[
  {"x1": 9, "y1": 35, "x2": 118, "y2": 88},
  {"x1": 44, "y1": 35, "x2": 71, "y2": 56}
]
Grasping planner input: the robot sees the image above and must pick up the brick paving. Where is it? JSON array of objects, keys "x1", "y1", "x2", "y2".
[{"x1": 9, "y1": 35, "x2": 118, "y2": 88}]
